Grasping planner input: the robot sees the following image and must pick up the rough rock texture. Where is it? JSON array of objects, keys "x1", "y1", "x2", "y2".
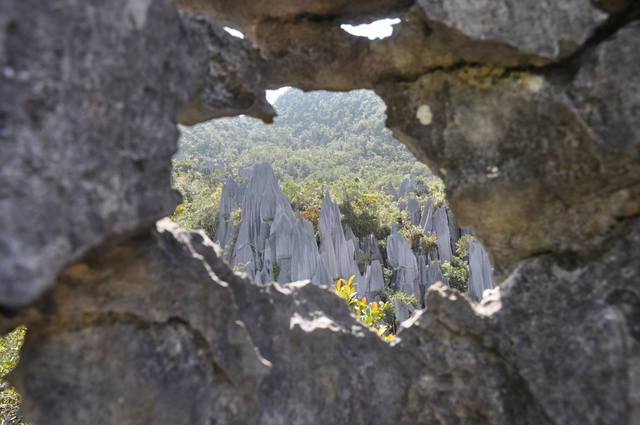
[
  {"x1": 215, "y1": 177, "x2": 245, "y2": 260},
  {"x1": 359, "y1": 259, "x2": 385, "y2": 300},
  {"x1": 230, "y1": 163, "x2": 331, "y2": 285},
  {"x1": 0, "y1": 0, "x2": 273, "y2": 307},
  {"x1": 11, "y1": 219, "x2": 640, "y2": 425},
  {"x1": 433, "y1": 207, "x2": 453, "y2": 263},
  {"x1": 468, "y1": 239, "x2": 496, "y2": 301},
  {"x1": 386, "y1": 225, "x2": 421, "y2": 301},
  {"x1": 418, "y1": 0, "x2": 607, "y2": 58},
  {"x1": 231, "y1": 163, "x2": 294, "y2": 279},
  {"x1": 3, "y1": 0, "x2": 640, "y2": 423},
  {"x1": 378, "y1": 20, "x2": 640, "y2": 278},
  {"x1": 176, "y1": 15, "x2": 275, "y2": 125},
  {"x1": 319, "y1": 193, "x2": 362, "y2": 281},
  {"x1": 10, "y1": 220, "x2": 269, "y2": 425}
]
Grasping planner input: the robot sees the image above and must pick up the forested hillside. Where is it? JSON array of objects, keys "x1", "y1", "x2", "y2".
[{"x1": 177, "y1": 89, "x2": 431, "y2": 184}]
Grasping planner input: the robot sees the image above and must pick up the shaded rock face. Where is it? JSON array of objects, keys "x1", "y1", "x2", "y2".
[
  {"x1": 0, "y1": 0, "x2": 273, "y2": 307},
  {"x1": 10, "y1": 219, "x2": 640, "y2": 425},
  {"x1": 378, "y1": 21, "x2": 640, "y2": 278},
  {"x1": 418, "y1": 0, "x2": 607, "y2": 58},
  {"x1": 387, "y1": 225, "x2": 421, "y2": 301},
  {"x1": 11, "y1": 220, "x2": 269, "y2": 425},
  {"x1": 319, "y1": 192, "x2": 362, "y2": 281},
  {"x1": 225, "y1": 163, "x2": 331, "y2": 285},
  {"x1": 468, "y1": 239, "x2": 496, "y2": 301},
  {"x1": 2, "y1": 0, "x2": 640, "y2": 424},
  {"x1": 215, "y1": 177, "x2": 245, "y2": 260}
]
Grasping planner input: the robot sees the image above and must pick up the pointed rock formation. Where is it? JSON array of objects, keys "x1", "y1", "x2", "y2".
[
  {"x1": 433, "y1": 207, "x2": 454, "y2": 263},
  {"x1": 386, "y1": 225, "x2": 421, "y2": 301},
  {"x1": 398, "y1": 176, "x2": 417, "y2": 198},
  {"x1": 407, "y1": 197, "x2": 421, "y2": 225},
  {"x1": 360, "y1": 233, "x2": 384, "y2": 265},
  {"x1": 215, "y1": 177, "x2": 245, "y2": 261},
  {"x1": 231, "y1": 163, "x2": 295, "y2": 279},
  {"x1": 231, "y1": 163, "x2": 330, "y2": 286},
  {"x1": 468, "y1": 238, "x2": 496, "y2": 301},
  {"x1": 289, "y1": 214, "x2": 331, "y2": 285},
  {"x1": 419, "y1": 198, "x2": 434, "y2": 233},
  {"x1": 358, "y1": 260, "x2": 385, "y2": 300},
  {"x1": 319, "y1": 193, "x2": 361, "y2": 282}
]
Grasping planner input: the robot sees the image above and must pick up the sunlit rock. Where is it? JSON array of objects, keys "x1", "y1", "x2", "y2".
[
  {"x1": 319, "y1": 193, "x2": 362, "y2": 281},
  {"x1": 215, "y1": 177, "x2": 245, "y2": 261},
  {"x1": 433, "y1": 207, "x2": 453, "y2": 263},
  {"x1": 468, "y1": 238, "x2": 495, "y2": 301},
  {"x1": 386, "y1": 225, "x2": 420, "y2": 300}
]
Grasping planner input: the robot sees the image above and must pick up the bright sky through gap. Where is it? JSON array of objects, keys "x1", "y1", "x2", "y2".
[
  {"x1": 340, "y1": 18, "x2": 401, "y2": 40},
  {"x1": 266, "y1": 87, "x2": 290, "y2": 104},
  {"x1": 223, "y1": 27, "x2": 245, "y2": 39}
]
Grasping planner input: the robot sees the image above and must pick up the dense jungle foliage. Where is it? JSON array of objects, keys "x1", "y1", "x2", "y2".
[
  {"x1": 177, "y1": 89, "x2": 431, "y2": 183},
  {"x1": 173, "y1": 89, "x2": 440, "y2": 242}
]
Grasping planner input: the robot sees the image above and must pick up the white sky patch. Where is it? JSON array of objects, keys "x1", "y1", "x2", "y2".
[
  {"x1": 340, "y1": 18, "x2": 401, "y2": 40},
  {"x1": 266, "y1": 87, "x2": 290, "y2": 104},
  {"x1": 223, "y1": 26, "x2": 245, "y2": 39}
]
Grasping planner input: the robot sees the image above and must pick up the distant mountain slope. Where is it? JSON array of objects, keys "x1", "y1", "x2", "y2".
[{"x1": 177, "y1": 89, "x2": 431, "y2": 184}]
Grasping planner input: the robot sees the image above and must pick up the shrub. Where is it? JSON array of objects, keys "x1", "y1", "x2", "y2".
[
  {"x1": 0, "y1": 326, "x2": 26, "y2": 425},
  {"x1": 335, "y1": 276, "x2": 395, "y2": 341},
  {"x1": 442, "y1": 258, "x2": 469, "y2": 293},
  {"x1": 455, "y1": 234, "x2": 475, "y2": 259}
]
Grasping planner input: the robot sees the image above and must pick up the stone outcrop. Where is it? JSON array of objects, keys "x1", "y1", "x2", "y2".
[
  {"x1": 0, "y1": 0, "x2": 273, "y2": 307},
  {"x1": 319, "y1": 192, "x2": 362, "y2": 281},
  {"x1": 215, "y1": 177, "x2": 245, "y2": 260},
  {"x1": 2, "y1": 0, "x2": 640, "y2": 424},
  {"x1": 468, "y1": 238, "x2": 496, "y2": 301},
  {"x1": 10, "y1": 218, "x2": 640, "y2": 425},
  {"x1": 231, "y1": 163, "x2": 331, "y2": 285},
  {"x1": 386, "y1": 225, "x2": 421, "y2": 302}
]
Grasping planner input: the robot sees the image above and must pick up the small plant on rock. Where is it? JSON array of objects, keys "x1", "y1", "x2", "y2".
[{"x1": 335, "y1": 276, "x2": 395, "y2": 341}]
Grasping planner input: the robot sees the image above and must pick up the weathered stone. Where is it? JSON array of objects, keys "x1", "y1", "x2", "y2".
[
  {"x1": 419, "y1": 197, "x2": 434, "y2": 232},
  {"x1": 407, "y1": 196, "x2": 421, "y2": 225},
  {"x1": 17, "y1": 219, "x2": 640, "y2": 425},
  {"x1": 359, "y1": 259, "x2": 385, "y2": 300},
  {"x1": 3, "y1": 1, "x2": 640, "y2": 424},
  {"x1": 418, "y1": 0, "x2": 608, "y2": 58},
  {"x1": 378, "y1": 22, "x2": 640, "y2": 278},
  {"x1": 176, "y1": 14, "x2": 275, "y2": 125},
  {"x1": 289, "y1": 214, "x2": 332, "y2": 285},
  {"x1": 319, "y1": 193, "x2": 361, "y2": 281},
  {"x1": 231, "y1": 163, "x2": 294, "y2": 279},
  {"x1": 386, "y1": 225, "x2": 421, "y2": 300},
  {"x1": 468, "y1": 238, "x2": 495, "y2": 301},
  {"x1": 215, "y1": 177, "x2": 245, "y2": 261},
  {"x1": 360, "y1": 233, "x2": 384, "y2": 265},
  {"x1": 0, "y1": 0, "x2": 274, "y2": 307},
  {"x1": 10, "y1": 220, "x2": 269, "y2": 425},
  {"x1": 433, "y1": 207, "x2": 453, "y2": 263}
]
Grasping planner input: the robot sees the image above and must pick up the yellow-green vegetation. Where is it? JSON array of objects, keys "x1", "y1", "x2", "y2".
[
  {"x1": 171, "y1": 158, "x2": 443, "y2": 249},
  {"x1": 178, "y1": 89, "x2": 431, "y2": 184},
  {"x1": 442, "y1": 234, "x2": 476, "y2": 293},
  {"x1": 455, "y1": 234, "x2": 475, "y2": 259},
  {"x1": 335, "y1": 276, "x2": 395, "y2": 341},
  {"x1": 0, "y1": 326, "x2": 27, "y2": 425},
  {"x1": 424, "y1": 177, "x2": 447, "y2": 208},
  {"x1": 170, "y1": 158, "x2": 223, "y2": 237}
]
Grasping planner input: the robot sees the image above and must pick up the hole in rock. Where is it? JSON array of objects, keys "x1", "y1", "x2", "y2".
[
  {"x1": 174, "y1": 89, "x2": 495, "y2": 338},
  {"x1": 223, "y1": 26, "x2": 245, "y2": 39},
  {"x1": 266, "y1": 87, "x2": 290, "y2": 105},
  {"x1": 340, "y1": 18, "x2": 401, "y2": 40}
]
